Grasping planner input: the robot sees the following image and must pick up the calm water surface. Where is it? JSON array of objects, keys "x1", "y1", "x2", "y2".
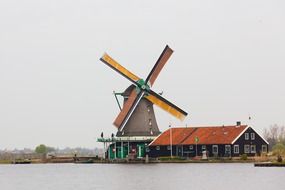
[{"x1": 0, "y1": 163, "x2": 284, "y2": 190}]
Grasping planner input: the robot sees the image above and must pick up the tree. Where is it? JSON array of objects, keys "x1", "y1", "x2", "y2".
[
  {"x1": 263, "y1": 124, "x2": 285, "y2": 150},
  {"x1": 35, "y1": 144, "x2": 47, "y2": 154},
  {"x1": 35, "y1": 144, "x2": 55, "y2": 154}
]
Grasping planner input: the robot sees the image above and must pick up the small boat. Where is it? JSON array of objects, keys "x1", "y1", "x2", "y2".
[
  {"x1": 74, "y1": 159, "x2": 94, "y2": 164},
  {"x1": 254, "y1": 162, "x2": 285, "y2": 167},
  {"x1": 12, "y1": 159, "x2": 32, "y2": 164}
]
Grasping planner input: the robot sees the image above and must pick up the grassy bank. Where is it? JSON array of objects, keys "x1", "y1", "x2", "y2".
[
  {"x1": 0, "y1": 155, "x2": 279, "y2": 164},
  {"x1": 0, "y1": 160, "x2": 11, "y2": 164}
]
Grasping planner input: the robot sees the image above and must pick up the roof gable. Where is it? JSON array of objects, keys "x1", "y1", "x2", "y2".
[{"x1": 231, "y1": 126, "x2": 269, "y2": 144}]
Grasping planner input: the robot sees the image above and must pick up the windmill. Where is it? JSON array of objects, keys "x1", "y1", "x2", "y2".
[{"x1": 100, "y1": 45, "x2": 188, "y2": 137}]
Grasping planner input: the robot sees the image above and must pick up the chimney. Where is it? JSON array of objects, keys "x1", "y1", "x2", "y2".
[{"x1": 236, "y1": 121, "x2": 241, "y2": 126}]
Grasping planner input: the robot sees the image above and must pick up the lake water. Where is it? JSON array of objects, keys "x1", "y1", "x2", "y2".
[{"x1": 0, "y1": 163, "x2": 284, "y2": 190}]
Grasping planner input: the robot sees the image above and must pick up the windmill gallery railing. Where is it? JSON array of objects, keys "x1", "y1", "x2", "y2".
[{"x1": 97, "y1": 136, "x2": 156, "y2": 143}]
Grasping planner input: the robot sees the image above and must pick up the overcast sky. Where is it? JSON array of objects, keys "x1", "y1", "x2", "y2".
[{"x1": 0, "y1": 0, "x2": 284, "y2": 149}]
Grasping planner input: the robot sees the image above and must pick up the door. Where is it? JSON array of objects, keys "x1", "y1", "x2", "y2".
[
  {"x1": 177, "y1": 145, "x2": 183, "y2": 157},
  {"x1": 225, "y1": 145, "x2": 231, "y2": 157}
]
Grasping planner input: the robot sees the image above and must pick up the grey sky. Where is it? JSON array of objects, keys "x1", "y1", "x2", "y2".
[{"x1": 0, "y1": 0, "x2": 284, "y2": 149}]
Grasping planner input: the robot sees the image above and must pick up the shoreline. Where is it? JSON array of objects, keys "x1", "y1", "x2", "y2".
[{"x1": 0, "y1": 158, "x2": 274, "y2": 165}]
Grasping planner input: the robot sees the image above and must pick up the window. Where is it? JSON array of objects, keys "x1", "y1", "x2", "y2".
[
  {"x1": 234, "y1": 145, "x2": 239, "y2": 154},
  {"x1": 251, "y1": 133, "x2": 255, "y2": 140},
  {"x1": 251, "y1": 145, "x2": 256, "y2": 153},
  {"x1": 147, "y1": 106, "x2": 151, "y2": 112},
  {"x1": 145, "y1": 146, "x2": 150, "y2": 152},
  {"x1": 156, "y1": 146, "x2": 160, "y2": 150},
  {"x1": 262, "y1": 145, "x2": 267, "y2": 153},
  {"x1": 202, "y1": 145, "x2": 206, "y2": 150},
  {"x1": 212, "y1": 145, "x2": 218, "y2": 154},
  {"x1": 225, "y1": 145, "x2": 231, "y2": 154},
  {"x1": 245, "y1": 133, "x2": 249, "y2": 140},
  {"x1": 167, "y1": 145, "x2": 171, "y2": 150},
  {"x1": 244, "y1": 145, "x2": 250, "y2": 153},
  {"x1": 150, "y1": 128, "x2": 153, "y2": 135},
  {"x1": 148, "y1": 119, "x2": 152, "y2": 126},
  {"x1": 189, "y1": 145, "x2": 193, "y2": 150}
]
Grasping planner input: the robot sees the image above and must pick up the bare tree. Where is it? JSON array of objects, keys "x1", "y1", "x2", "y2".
[
  {"x1": 279, "y1": 126, "x2": 285, "y2": 141},
  {"x1": 263, "y1": 124, "x2": 285, "y2": 150}
]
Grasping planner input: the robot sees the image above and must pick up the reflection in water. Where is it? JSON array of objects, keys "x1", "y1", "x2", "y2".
[{"x1": 0, "y1": 163, "x2": 284, "y2": 190}]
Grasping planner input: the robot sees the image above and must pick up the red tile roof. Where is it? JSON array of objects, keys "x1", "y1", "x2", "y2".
[
  {"x1": 150, "y1": 125, "x2": 248, "y2": 146},
  {"x1": 150, "y1": 127, "x2": 196, "y2": 146}
]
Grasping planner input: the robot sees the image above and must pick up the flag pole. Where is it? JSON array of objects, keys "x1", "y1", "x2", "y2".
[
  {"x1": 248, "y1": 114, "x2": 252, "y2": 127},
  {"x1": 195, "y1": 136, "x2": 199, "y2": 157},
  {"x1": 169, "y1": 124, "x2": 173, "y2": 159}
]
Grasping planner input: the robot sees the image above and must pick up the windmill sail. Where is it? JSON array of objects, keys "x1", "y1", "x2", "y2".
[
  {"x1": 146, "y1": 90, "x2": 187, "y2": 121},
  {"x1": 145, "y1": 45, "x2": 173, "y2": 86},
  {"x1": 100, "y1": 53, "x2": 140, "y2": 84},
  {"x1": 100, "y1": 45, "x2": 188, "y2": 134}
]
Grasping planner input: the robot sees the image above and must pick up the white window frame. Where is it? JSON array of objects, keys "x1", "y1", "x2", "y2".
[
  {"x1": 225, "y1": 145, "x2": 231, "y2": 154},
  {"x1": 244, "y1": 145, "x2": 250, "y2": 153},
  {"x1": 251, "y1": 133, "x2": 255, "y2": 140},
  {"x1": 156, "y1": 146, "x2": 160, "y2": 150},
  {"x1": 262, "y1": 145, "x2": 267, "y2": 153},
  {"x1": 251, "y1": 145, "x2": 256, "y2": 153},
  {"x1": 234, "y1": 145, "x2": 239, "y2": 154},
  {"x1": 212, "y1": 145, "x2": 218, "y2": 154},
  {"x1": 245, "y1": 133, "x2": 249, "y2": 140}
]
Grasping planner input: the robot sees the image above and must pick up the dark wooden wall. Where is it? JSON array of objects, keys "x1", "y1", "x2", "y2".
[{"x1": 148, "y1": 127, "x2": 268, "y2": 158}]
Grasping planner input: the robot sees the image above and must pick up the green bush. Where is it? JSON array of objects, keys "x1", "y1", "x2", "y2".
[
  {"x1": 272, "y1": 143, "x2": 285, "y2": 156},
  {"x1": 240, "y1": 154, "x2": 248, "y2": 160}
]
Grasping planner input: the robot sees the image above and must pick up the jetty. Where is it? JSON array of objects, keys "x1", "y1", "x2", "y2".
[{"x1": 254, "y1": 162, "x2": 285, "y2": 167}]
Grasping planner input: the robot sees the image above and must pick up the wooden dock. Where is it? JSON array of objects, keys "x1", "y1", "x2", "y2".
[{"x1": 254, "y1": 162, "x2": 285, "y2": 167}]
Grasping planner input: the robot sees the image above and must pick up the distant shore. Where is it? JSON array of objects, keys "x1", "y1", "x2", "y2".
[{"x1": 1, "y1": 155, "x2": 282, "y2": 165}]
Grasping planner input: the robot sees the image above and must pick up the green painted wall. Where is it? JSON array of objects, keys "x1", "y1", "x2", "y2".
[{"x1": 107, "y1": 142, "x2": 148, "y2": 159}]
